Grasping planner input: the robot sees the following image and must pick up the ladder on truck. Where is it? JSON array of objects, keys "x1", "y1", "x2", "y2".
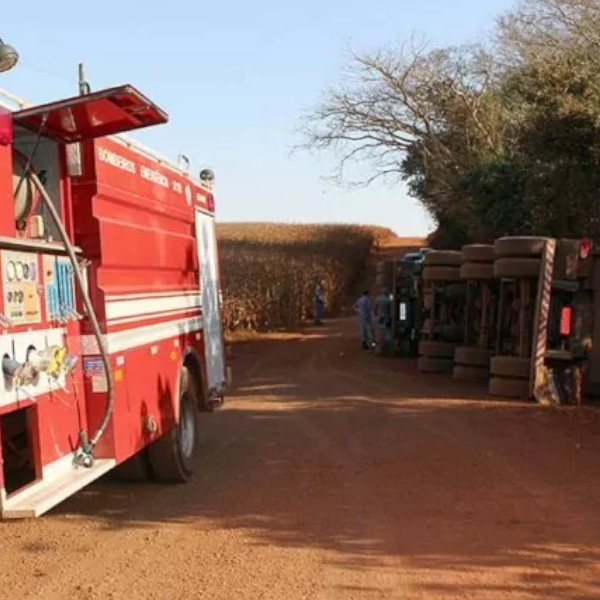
[
  {"x1": 530, "y1": 238, "x2": 560, "y2": 404},
  {"x1": 530, "y1": 238, "x2": 588, "y2": 406}
]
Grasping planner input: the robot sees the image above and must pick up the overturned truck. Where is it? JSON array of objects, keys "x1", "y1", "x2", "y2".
[{"x1": 475, "y1": 235, "x2": 595, "y2": 405}]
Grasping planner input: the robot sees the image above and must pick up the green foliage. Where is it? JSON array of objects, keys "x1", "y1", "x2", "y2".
[{"x1": 305, "y1": 0, "x2": 600, "y2": 245}]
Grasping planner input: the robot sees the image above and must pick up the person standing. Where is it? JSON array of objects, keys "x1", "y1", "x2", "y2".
[
  {"x1": 354, "y1": 291, "x2": 376, "y2": 349},
  {"x1": 374, "y1": 288, "x2": 393, "y2": 356},
  {"x1": 313, "y1": 283, "x2": 325, "y2": 325}
]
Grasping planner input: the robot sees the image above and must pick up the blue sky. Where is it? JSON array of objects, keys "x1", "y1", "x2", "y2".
[{"x1": 1, "y1": 0, "x2": 514, "y2": 236}]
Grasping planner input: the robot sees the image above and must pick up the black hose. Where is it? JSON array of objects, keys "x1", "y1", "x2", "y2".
[{"x1": 29, "y1": 171, "x2": 114, "y2": 456}]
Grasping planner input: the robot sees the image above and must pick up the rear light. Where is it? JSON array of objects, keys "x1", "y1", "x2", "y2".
[
  {"x1": 560, "y1": 306, "x2": 572, "y2": 336},
  {"x1": 207, "y1": 195, "x2": 215, "y2": 212},
  {"x1": 0, "y1": 107, "x2": 13, "y2": 146},
  {"x1": 579, "y1": 238, "x2": 592, "y2": 260}
]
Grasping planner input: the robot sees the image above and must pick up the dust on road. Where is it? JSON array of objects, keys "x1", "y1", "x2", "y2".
[{"x1": 2, "y1": 318, "x2": 600, "y2": 599}]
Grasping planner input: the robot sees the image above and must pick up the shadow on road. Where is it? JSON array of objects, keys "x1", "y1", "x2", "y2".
[{"x1": 48, "y1": 319, "x2": 600, "y2": 599}]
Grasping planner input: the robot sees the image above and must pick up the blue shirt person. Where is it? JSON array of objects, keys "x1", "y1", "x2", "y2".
[
  {"x1": 313, "y1": 283, "x2": 324, "y2": 325},
  {"x1": 354, "y1": 291, "x2": 376, "y2": 349}
]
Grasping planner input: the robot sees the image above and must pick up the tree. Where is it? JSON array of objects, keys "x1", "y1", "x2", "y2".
[
  {"x1": 304, "y1": 0, "x2": 600, "y2": 245},
  {"x1": 497, "y1": 0, "x2": 600, "y2": 238},
  {"x1": 303, "y1": 43, "x2": 508, "y2": 246}
]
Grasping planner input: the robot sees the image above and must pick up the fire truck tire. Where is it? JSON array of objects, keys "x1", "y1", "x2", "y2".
[
  {"x1": 418, "y1": 356, "x2": 454, "y2": 373},
  {"x1": 418, "y1": 340, "x2": 456, "y2": 358},
  {"x1": 494, "y1": 236, "x2": 547, "y2": 258},
  {"x1": 490, "y1": 356, "x2": 531, "y2": 378},
  {"x1": 488, "y1": 376, "x2": 531, "y2": 399},
  {"x1": 424, "y1": 250, "x2": 462, "y2": 267},
  {"x1": 422, "y1": 266, "x2": 461, "y2": 282},
  {"x1": 461, "y1": 244, "x2": 495, "y2": 263},
  {"x1": 459, "y1": 262, "x2": 495, "y2": 280},
  {"x1": 454, "y1": 346, "x2": 492, "y2": 367},
  {"x1": 453, "y1": 365, "x2": 490, "y2": 383},
  {"x1": 494, "y1": 258, "x2": 541, "y2": 279},
  {"x1": 148, "y1": 366, "x2": 199, "y2": 483}
]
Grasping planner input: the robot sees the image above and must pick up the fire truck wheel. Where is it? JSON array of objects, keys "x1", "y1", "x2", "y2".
[
  {"x1": 453, "y1": 365, "x2": 490, "y2": 383},
  {"x1": 424, "y1": 250, "x2": 462, "y2": 267},
  {"x1": 461, "y1": 244, "x2": 495, "y2": 263},
  {"x1": 418, "y1": 340, "x2": 456, "y2": 358},
  {"x1": 417, "y1": 356, "x2": 454, "y2": 373},
  {"x1": 493, "y1": 258, "x2": 541, "y2": 279},
  {"x1": 422, "y1": 266, "x2": 461, "y2": 282},
  {"x1": 459, "y1": 262, "x2": 495, "y2": 280},
  {"x1": 454, "y1": 346, "x2": 492, "y2": 367},
  {"x1": 490, "y1": 356, "x2": 531, "y2": 378},
  {"x1": 148, "y1": 366, "x2": 199, "y2": 483},
  {"x1": 494, "y1": 236, "x2": 547, "y2": 258},
  {"x1": 488, "y1": 376, "x2": 531, "y2": 399},
  {"x1": 112, "y1": 450, "x2": 153, "y2": 482}
]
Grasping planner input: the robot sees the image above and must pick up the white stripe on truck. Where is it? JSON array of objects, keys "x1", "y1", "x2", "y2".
[{"x1": 81, "y1": 315, "x2": 203, "y2": 355}]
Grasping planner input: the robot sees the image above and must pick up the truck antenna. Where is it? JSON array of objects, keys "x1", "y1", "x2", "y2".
[{"x1": 78, "y1": 62, "x2": 91, "y2": 95}]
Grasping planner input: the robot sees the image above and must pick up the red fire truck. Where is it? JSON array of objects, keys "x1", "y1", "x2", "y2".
[{"x1": 0, "y1": 55, "x2": 227, "y2": 518}]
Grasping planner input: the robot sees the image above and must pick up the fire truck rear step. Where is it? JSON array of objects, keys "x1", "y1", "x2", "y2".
[{"x1": 1, "y1": 458, "x2": 116, "y2": 519}]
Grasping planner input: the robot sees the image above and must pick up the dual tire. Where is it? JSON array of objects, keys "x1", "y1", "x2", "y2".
[
  {"x1": 419, "y1": 251, "x2": 465, "y2": 372},
  {"x1": 460, "y1": 244, "x2": 495, "y2": 281},
  {"x1": 422, "y1": 251, "x2": 462, "y2": 282},
  {"x1": 493, "y1": 236, "x2": 546, "y2": 279},
  {"x1": 452, "y1": 346, "x2": 491, "y2": 382},
  {"x1": 418, "y1": 340, "x2": 456, "y2": 373},
  {"x1": 488, "y1": 356, "x2": 531, "y2": 399}
]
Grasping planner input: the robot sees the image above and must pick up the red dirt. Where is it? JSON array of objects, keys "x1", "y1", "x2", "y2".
[{"x1": 2, "y1": 318, "x2": 600, "y2": 599}]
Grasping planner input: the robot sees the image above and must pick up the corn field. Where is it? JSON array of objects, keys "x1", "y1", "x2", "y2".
[{"x1": 217, "y1": 223, "x2": 394, "y2": 332}]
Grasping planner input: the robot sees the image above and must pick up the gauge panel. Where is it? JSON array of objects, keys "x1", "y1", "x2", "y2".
[{"x1": 1, "y1": 251, "x2": 41, "y2": 325}]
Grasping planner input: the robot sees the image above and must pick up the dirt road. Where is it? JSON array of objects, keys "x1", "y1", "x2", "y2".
[{"x1": 2, "y1": 319, "x2": 600, "y2": 599}]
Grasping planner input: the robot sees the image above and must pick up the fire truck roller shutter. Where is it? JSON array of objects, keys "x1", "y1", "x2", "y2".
[{"x1": 148, "y1": 365, "x2": 199, "y2": 483}]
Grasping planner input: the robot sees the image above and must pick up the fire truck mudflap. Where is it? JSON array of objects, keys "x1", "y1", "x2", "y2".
[{"x1": 0, "y1": 84, "x2": 226, "y2": 518}]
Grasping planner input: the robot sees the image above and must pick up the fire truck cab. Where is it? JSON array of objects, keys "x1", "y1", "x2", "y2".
[{"x1": 0, "y1": 84, "x2": 227, "y2": 518}]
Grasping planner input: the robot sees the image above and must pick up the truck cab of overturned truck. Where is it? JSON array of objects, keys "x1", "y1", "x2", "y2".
[
  {"x1": 0, "y1": 82, "x2": 227, "y2": 518},
  {"x1": 540, "y1": 238, "x2": 598, "y2": 404}
]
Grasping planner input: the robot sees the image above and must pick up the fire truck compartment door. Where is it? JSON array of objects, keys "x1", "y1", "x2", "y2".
[
  {"x1": 195, "y1": 209, "x2": 225, "y2": 392},
  {"x1": 12, "y1": 85, "x2": 168, "y2": 144}
]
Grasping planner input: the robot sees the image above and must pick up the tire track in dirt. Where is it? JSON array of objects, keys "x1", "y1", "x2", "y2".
[{"x1": 2, "y1": 319, "x2": 600, "y2": 599}]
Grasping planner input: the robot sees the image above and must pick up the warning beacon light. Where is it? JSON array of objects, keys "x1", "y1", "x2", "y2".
[{"x1": 0, "y1": 38, "x2": 19, "y2": 73}]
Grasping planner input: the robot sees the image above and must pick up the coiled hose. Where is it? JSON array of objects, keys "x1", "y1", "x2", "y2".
[{"x1": 30, "y1": 171, "x2": 114, "y2": 464}]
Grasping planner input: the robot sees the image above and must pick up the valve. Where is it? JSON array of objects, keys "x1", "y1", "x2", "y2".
[
  {"x1": 2, "y1": 356, "x2": 37, "y2": 387},
  {"x1": 3, "y1": 345, "x2": 79, "y2": 388},
  {"x1": 144, "y1": 414, "x2": 158, "y2": 434},
  {"x1": 0, "y1": 313, "x2": 13, "y2": 329},
  {"x1": 74, "y1": 430, "x2": 94, "y2": 468},
  {"x1": 74, "y1": 446, "x2": 94, "y2": 468},
  {"x1": 60, "y1": 304, "x2": 83, "y2": 321}
]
